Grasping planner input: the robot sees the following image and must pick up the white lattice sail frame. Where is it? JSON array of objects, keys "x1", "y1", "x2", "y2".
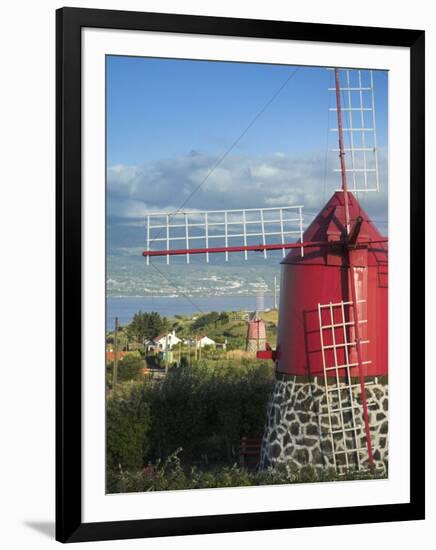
[
  {"x1": 328, "y1": 68, "x2": 380, "y2": 194},
  {"x1": 144, "y1": 205, "x2": 304, "y2": 264}
]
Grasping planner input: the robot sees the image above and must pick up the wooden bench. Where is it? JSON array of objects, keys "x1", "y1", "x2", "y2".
[{"x1": 239, "y1": 436, "x2": 262, "y2": 468}]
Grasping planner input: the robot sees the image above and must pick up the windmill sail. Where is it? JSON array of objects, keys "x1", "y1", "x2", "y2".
[
  {"x1": 329, "y1": 68, "x2": 380, "y2": 193},
  {"x1": 144, "y1": 205, "x2": 304, "y2": 264}
]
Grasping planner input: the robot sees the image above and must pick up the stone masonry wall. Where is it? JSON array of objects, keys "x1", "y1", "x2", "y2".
[{"x1": 260, "y1": 373, "x2": 388, "y2": 473}]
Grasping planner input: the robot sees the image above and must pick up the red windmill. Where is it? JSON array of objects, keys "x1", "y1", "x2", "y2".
[
  {"x1": 246, "y1": 292, "x2": 267, "y2": 353},
  {"x1": 143, "y1": 68, "x2": 388, "y2": 473}
]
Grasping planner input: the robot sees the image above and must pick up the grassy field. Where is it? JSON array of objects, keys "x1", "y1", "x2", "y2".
[{"x1": 260, "y1": 309, "x2": 278, "y2": 324}]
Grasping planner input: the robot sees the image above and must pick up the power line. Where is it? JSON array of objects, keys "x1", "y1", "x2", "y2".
[{"x1": 149, "y1": 262, "x2": 205, "y2": 315}]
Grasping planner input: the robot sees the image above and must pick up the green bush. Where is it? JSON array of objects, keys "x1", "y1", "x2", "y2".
[
  {"x1": 148, "y1": 361, "x2": 274, "y2": 464},
  {"x1": 119, "y1": 352, "x2": 144, "y2": 381},
  {"x1": 106, "y1": 383, "x2": 152, "y2": 472},
  {"x1": 106, "y1": 351, "x2": 144, "y2": 386},
  {"x1": 106, "y1": 360, "x2": 274, "y2": 482}
]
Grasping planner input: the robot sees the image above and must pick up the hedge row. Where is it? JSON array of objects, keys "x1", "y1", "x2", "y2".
[{"x1": 106, "y1": 360, "x2": 275, "y2": 475}]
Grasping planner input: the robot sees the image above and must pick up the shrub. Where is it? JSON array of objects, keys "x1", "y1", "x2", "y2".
[
  {"x1": 106, "y1": 448, "x2": 388, "y2": 493},
  {"x1": 147, "y1": 361, "x2": 274, "y2": 464},
  {"x1": 106, "y1": 351, "x2": 145, "y2": 386},
  {"x1": 105, "y1": 359, "x2": 274, "y2": 483},
  {"x1": 106, "y1": 383, "x2": 152, "y2": 472},
  {"x1": 118, "y1": 352, "x2": 144, "y2": 382}
]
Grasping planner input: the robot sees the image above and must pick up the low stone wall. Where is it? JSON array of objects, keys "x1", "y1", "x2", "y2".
[{"x1": 259, "y1": 373, "x2": 388, "y2": 473}]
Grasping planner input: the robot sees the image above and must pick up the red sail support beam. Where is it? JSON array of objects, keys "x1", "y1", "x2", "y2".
[
  {"x1": 142, "y1": 238, "x2": 387, "y2": 258},
  {"x1": 348, "y1": 216, "x2": 364, "y2": 246},
  {"x1": 335, "y1": 68, "x2": 351, "y2": 234}
]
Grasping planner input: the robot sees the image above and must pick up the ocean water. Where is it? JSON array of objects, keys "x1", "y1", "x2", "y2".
[{"x1": 107, "y1": 294, "x2": 275, "y2": 329}]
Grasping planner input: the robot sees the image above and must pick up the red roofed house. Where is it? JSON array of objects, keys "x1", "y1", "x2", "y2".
[{"x1": 147, "y1": 330, "x2": 181, "y2": 352}]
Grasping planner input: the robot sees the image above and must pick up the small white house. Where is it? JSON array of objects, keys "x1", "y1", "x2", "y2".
[
  {"x1": 195, "y1": 335, "x2": 216, "y2": 349},
  {"x1": 148, "y1": 330, "x2": 181, "y2": 351}
]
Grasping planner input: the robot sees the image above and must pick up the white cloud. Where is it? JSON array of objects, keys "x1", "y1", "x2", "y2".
[
  {"x1": 107, "y1": 149, "x2": 388, "y2": 228},
  {"x1": 108, "y1": 198, "x2": 147, "y2": 219},
  {"x1": 251, "y1": 163, "x2": 281, "y2": 179}
]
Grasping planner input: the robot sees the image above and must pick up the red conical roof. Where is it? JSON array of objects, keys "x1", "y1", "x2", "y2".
[{"x1": 283, "y1": 191, "x2": 388, "y2": 266}]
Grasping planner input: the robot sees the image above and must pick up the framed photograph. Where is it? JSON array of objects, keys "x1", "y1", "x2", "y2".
[{"x1": 56, "y1": 7, "x2": 425, "y2": 543}]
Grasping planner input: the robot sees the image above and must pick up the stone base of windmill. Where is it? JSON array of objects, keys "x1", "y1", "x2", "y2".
[{"x1": 259, "y1": 373, "x2": 388, "y2": 473}]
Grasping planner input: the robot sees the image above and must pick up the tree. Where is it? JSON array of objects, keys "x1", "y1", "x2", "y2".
[{"x1": 127, "y1": 311, "x2": 168, "y2": 343}]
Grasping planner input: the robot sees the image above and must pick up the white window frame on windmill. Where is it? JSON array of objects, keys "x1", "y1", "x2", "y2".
[
  {"x1": 328, "y1": 68, "x2": 380, "y2": 194},
  {"x1": 144, "y1": 205, "x2": 305, "y2": 264}
]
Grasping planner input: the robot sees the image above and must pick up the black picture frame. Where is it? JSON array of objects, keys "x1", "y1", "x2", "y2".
[{"x1": 56, "y1": 7, "x2": 425, "y2": 543}]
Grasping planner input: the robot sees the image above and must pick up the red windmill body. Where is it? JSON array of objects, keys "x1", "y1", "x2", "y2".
[
  {"x1": 142, "y1": 68, "x2": 388, "y2": 473},
  {"x1": 277, "y1": 190, "x2": 388, "y2": 380}
]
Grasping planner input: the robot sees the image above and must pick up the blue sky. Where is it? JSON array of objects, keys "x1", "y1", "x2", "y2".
[
  {"x1": 106, "y1": 57, "x2": 388, "y2": 265},
  {"x1": 107, "y1": 57, "x2": 387, "y2": 167}
]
